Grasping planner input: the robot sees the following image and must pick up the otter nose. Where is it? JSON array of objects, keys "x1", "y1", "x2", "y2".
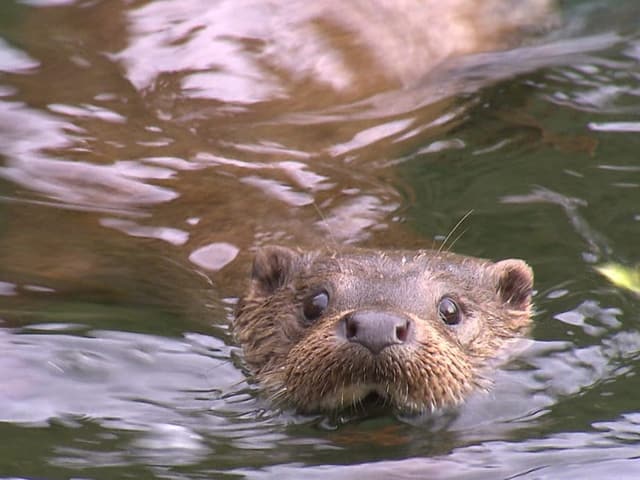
[{"x1": 343, "y1": 311, "x2": 411, "y2": 354}]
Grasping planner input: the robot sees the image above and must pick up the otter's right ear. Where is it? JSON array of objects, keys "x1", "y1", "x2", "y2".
[
  {"x1": 251, "y1": 246, "x2": 298, "y2": 296},
  {"x1": 491, "y1": 259, "x2": 534, "y2": 311}
]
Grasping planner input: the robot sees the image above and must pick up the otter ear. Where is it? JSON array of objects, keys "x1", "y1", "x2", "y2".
[
  {"x1": 491, "y1": 259, "x2": 534, "y2": 311},
  {"x1": 251, "y1": 246, "x2": 299, "y2": 296}
]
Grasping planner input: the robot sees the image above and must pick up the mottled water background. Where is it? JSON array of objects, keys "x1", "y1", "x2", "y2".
[{"x1": 1, "y1": 0, "x2": 640, "y2": 478}]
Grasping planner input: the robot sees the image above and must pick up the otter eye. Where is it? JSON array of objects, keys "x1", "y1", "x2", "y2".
[
  {"x1": 303, "y1": 289, "x2": 329, "y2": 321},
  {"x1": 438, "y1": 297, "x2": 461, "y2": 325}
]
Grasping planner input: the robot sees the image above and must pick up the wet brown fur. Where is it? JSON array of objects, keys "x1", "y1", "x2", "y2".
[{"x1": 235, "y1": 247, "x2": 533, "y2": 413}]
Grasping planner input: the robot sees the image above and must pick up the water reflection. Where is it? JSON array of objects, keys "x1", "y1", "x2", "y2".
[
  {"x1": 0, "y1": 102, "x2": 177, "y2": 213},
  {"x1": 230, "y1": 429, "x2": 640, "y2": 479},
  {"x1": 0, "y1": 0, "x2": 621, "y2": 273},
  {"x1": 0, "y1": 37, "x2": 38, "y2": 72},
  {"x1": 0, "y1": 326, "x2": 236, "y2": 423},
  {"x1": 117, "y1": 0, "x2": 556, "y2": 104}
]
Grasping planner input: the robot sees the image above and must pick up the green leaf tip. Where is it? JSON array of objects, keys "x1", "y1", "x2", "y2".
[{"x1": 595, "y1": 263, "x2": 640, "y2": 294}]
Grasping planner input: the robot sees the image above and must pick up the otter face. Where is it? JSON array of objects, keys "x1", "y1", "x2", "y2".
[{"x1": 234, "y1": 246, "x2": 533, "y2": 413}]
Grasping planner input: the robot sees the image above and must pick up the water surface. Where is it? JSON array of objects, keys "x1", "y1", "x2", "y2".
[{"x1": 1, "y1": 0, "x2": 640, "y2": 478}]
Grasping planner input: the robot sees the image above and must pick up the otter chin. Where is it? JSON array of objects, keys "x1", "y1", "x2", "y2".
[{"x1": 234, "y1": 246, "x2": 534, "y2": 413}]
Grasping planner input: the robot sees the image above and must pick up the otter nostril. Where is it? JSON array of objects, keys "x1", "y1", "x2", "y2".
[
  {"x1": 345, "y1": 314, "x2": 359, "y2": 340},
  {"x1": 395, "y1": 321, "x2": 409, "y2": 343}
]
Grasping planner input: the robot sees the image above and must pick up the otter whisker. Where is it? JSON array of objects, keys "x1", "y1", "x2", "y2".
[
  {"x1": 444, "y1": 227, "x2": 469, "y2": 253},
  {"x1": 438, "y1": 209, "x2": 474, "y2": 254}
]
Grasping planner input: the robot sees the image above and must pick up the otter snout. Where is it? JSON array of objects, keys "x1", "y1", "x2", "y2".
[{"x1": 341, "y1": 311, "x2": 412, "y2": 354}]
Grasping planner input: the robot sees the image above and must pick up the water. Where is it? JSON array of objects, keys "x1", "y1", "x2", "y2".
[{"x1": 1, "y1": 0, "x2": 640, "y2": 478}]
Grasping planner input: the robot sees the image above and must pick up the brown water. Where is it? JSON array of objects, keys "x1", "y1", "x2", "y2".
[{"x1": 2, "y1": 0, "x2": 640, "y2": 478}]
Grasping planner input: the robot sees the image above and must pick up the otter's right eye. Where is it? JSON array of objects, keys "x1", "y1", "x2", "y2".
[
  {"x1": 438, "y1": 296, "x2": 461, "y2": 325},
  {"x1": 303, "y1": 290, "x2": 329, "y2": 321}
]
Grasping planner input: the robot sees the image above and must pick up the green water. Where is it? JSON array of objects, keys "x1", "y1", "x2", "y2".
[{"x1": 1, "y1": 0, "x2": 640, "y2": 478}]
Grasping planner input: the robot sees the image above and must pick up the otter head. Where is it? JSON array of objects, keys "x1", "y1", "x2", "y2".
[{"x1": 234, "y1": 246, "x2": 533, "y2": 413}]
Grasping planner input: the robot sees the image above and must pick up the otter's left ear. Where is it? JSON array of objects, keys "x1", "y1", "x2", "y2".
[
  {"x1": 251, "y1": 246, "x2": 299, "y2": 296},
  {"x1": 491, "y1": 259, "x2": 534, "y2": 310}
]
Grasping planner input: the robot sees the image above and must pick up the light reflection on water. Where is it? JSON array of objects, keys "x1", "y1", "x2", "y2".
[{"x1": 1, "y1": 0, "x2": 640, "y2": 477}]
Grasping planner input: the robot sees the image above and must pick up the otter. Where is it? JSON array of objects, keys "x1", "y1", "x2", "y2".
[{"x1": 235, "y1": 246, "x2": 533, "y2": 413}]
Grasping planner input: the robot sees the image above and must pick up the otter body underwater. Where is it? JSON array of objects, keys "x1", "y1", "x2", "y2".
[{"x1": 234, "y1": 246, "x2": 533, "y2": 413}]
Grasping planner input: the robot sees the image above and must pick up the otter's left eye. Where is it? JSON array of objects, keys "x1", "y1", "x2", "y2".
[
  {"x1": 303, "y1": 289, "x2": 329, "y2": 321},
  {"x1": 438, "y1": 297, "x2": 461, "y2": 325}
]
